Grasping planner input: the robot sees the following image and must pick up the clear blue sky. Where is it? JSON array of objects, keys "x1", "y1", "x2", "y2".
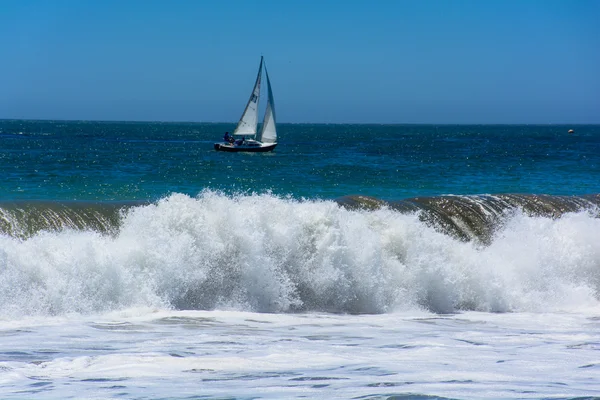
[{"x1": 0, "y1": 0, "x2": 598, "y2": 123}]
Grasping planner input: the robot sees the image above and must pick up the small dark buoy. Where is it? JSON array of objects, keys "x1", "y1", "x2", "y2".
[{"x1": 568, "y1": 129, "x2": 574, "y2": 134}]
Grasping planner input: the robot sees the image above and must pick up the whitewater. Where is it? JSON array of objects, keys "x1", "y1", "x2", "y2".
[{"x1": 1, "y1": 192, "x2": 600, "y2": 399}]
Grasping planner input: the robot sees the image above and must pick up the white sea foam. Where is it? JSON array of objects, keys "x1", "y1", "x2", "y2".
[
  {"x1": 0, "y1": 310, "x2": 599, "y2": 399},
  {"x1": 0, "y1": 192, "x2": 599, "y2": 319}
]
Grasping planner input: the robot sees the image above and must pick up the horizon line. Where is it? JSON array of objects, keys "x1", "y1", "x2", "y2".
[{"x1": 0, "y1": 118, "x2": 597, "y2": 126}]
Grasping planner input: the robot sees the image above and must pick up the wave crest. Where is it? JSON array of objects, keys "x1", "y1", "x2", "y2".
[{"x1": 1, "y1": 192, "x2": 599, "y2": 317}]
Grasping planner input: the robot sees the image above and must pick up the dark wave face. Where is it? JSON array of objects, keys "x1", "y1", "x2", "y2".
[
  {"x1": 338, "y1": 193, "x2": 600, "y2": 243},
  {"x1": 0, "y1": 200, "x2": 146, "y2": 239},
  {"x1": 3, "y1": 193, "x2": 599, "y2": 242},
  {"x1": 1, "y1": 192, "x2": 599, "y2": 316}
]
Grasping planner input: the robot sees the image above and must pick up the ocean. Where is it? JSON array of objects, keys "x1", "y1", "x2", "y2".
[{"x1": 0, "y1": 120, "x2": 599, "y2": 399}]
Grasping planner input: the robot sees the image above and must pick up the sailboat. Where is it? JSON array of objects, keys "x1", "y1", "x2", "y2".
[{"x1": 214, "y1": 56, "x2": 277, "y2": 152}]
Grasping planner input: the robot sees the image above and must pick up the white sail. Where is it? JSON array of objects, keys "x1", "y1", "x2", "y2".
[
  {"x1": 258, "y1": 64, "x2": 277, "y2": 144},
  {"x1": 233, "y1": 56, "x2": 263, "y2": 136}
]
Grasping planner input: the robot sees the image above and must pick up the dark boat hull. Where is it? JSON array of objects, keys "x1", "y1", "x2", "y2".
[{"x1": 214, "y1": 142, "x2": 277, "y2": 153}]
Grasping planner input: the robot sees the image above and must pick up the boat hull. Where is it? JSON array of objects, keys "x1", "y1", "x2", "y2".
[{"x1": 214, "y1": 142, "x2": 277, "y2": 153}]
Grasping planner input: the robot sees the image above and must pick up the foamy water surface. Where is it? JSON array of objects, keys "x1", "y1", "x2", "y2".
[
  {"x1": 1, "y1": 193, "x2": 600, "y2": 398},
  {"x1": 1, "y1": 310, "x2": 599, "y2": 399}
]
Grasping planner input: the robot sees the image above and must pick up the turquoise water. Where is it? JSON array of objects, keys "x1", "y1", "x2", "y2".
[{"x1": 1, "y1": 120, "x2": 598, "y2": 201}]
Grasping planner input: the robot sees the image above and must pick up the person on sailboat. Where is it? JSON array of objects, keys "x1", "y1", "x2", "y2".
[{"x1": 224, "y1": 132, "x2": 232, "y2": 143}]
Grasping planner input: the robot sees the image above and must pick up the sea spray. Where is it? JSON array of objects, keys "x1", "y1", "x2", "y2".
[{"x1": 0, "y1": 192, "x2": 599, "y2": 318}]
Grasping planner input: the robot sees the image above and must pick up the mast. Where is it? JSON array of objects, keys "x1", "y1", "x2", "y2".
[
  {"x1": 258, "y1": 62, "x2": 277, "y2": 143},
  {"x1": 233, "y1": 56, "x2": 263, "y2": 136}
]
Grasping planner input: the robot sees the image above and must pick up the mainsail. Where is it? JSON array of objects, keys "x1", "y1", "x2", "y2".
[
  {"x1": 233, "y1": 56, "x2": 263, "y2": 136},
  {"x1": 258, "y1": 63, "x2": 277, "y2": 144}
]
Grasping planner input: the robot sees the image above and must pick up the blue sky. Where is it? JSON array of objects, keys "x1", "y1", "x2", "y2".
[{"x1": 0, "y1": 0, "x2": 598, "y2": 123}]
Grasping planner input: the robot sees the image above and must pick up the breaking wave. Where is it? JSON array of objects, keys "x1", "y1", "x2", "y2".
[{"x1": 1, "y1": 191, "x2": 599, "y2": 317}]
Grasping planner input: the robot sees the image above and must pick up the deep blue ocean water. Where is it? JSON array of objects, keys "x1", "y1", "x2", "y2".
[{"x1": 1, "y1": 120, "x2": 598, "y2": 201}]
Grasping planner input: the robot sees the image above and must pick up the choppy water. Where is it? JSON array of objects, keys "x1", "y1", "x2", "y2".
[
  {"x1": 1, "y1": 120, "x2": 599, "y2": 399},
  {"x1": 1, "y1": 120, "x2": 599, "y2": 200}
]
